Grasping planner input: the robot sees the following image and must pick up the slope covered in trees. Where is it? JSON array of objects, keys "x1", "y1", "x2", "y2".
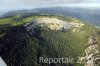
[{"x1": 0, "y1": 15, "x2": 100, "y2": 66}]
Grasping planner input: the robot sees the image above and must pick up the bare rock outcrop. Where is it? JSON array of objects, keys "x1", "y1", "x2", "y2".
[{"x1": 85, "y1": 34, "x2": 100, "y2": 66}]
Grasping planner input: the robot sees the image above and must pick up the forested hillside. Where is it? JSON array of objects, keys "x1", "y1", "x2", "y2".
[{"x1": 0, "y1": 15, "x2": 100, "y2": 66}]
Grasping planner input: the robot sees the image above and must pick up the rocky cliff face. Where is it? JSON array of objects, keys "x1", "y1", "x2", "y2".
[{"x1": 85, "y1": 34, "x2": 100, "y2": 66}]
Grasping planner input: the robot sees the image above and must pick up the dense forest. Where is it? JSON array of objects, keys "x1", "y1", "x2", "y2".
[{"x1": 0, "y1": 15, "x2": 100, "y2": 66}]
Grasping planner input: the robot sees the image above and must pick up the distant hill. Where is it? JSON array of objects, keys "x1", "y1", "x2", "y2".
[{"x1": 1, "y1": 7, "x2": 100, "y2": 27}]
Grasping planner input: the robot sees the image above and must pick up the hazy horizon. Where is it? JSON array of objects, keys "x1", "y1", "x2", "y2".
[
  {"x1": 1, "y1": 0, "x2": 100, "y2": 15},
  {"x1": 1, "y1": 4, "x2": 100, "y2": 16},
  {"x1": 1, "y1": 0, "x2": 100, "y2": 10}
]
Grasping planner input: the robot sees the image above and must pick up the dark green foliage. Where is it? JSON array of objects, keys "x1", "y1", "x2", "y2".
[
  {"x1": 0, "y1": 26, "x2": 37, "y2": 66},
  {"x1": 0, "y1": 25, "x2": 88, "y2": 66},
  {"x1": 0, "y1": 15, "x2": 99, "y2": 66}
]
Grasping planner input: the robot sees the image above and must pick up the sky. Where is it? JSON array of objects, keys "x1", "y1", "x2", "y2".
[{"x1": 0, "y1": 0, "x2": 100, "y2": 11}]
